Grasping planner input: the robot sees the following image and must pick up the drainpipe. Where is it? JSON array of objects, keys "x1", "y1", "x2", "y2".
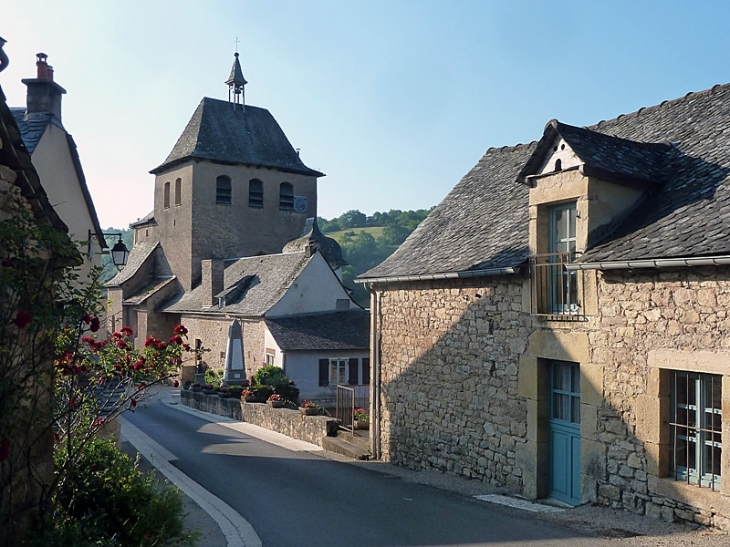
[{"x1": 368, "y1": 283, "x2": 382, "y2": 459}]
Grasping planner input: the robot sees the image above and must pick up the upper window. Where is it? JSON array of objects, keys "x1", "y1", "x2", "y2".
[
  {"x1": 669, "y1": 371, "x2": 722, "y2": 490},
  {"x1": 249, "y1": 179, "x2": 264, "y2": 208},
  {"x1": 174, "y1": 178, "x2": 182, "y2": 206},
  {"x1": 279, "y1": 182, "x2": 294, "y2": 210},
  {"x1": 329, "y1": 359, "x2": 347, "y2": 385},
  {"x1": 529, "y1": 202, "x2": 582, "y2": 317},
  {"x1": 216, "y1": 175, "x2": 232, "y2": 205},
  {"x1": 163, "y1": 182, "x2": 171, "y2": 209}
]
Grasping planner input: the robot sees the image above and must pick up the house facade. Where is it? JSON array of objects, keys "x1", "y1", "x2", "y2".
[
  {"x1": 10, "y1": 53, "x2": 106, "y2": 278},
  {"x1": 108, "y1": 53, "x2": 366, "y2": 392},
  {"x1": 360, "y1": 84, "x2": 730, "y2": 528}
]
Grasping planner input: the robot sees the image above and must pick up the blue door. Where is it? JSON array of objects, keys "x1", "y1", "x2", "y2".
[{"x1": 549, "y1": 360, "x2": 581, "y2": 505}]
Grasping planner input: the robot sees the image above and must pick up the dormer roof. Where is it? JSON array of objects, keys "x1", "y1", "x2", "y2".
[
  {"x1": 150, "y1": 97, "x2": 324, "y2": 177},
  {"x1": 517, "y1": 120, "x2": 674, "y2": 190},
  {"x1": 282, "y1": 217, "x2": 346, "y2": 268}
]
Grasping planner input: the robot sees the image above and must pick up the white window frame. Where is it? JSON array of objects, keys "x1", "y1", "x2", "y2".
[{"x1": 329, "y1": 358, "x2": 347, "y2": 385}]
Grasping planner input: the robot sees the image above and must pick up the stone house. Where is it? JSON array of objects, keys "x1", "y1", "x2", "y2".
[
  {"x1": 107, "y1": 53, "x2": 367, "y2": 396},
  {"x1": 10, "y1": 53, "x2": 106, "y2": 277},
  {"x1": 359, "y1": 83, "x2": 730, "y2": 528}
]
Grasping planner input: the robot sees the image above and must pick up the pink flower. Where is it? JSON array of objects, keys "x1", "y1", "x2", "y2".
[{"x1": 13, "y1": 310, "x2": 32, "y2": 329}]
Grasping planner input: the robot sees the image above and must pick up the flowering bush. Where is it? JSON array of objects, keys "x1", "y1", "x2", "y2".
[{"x1": 354, "y1": 408, "x2": 369, "y2": 422}]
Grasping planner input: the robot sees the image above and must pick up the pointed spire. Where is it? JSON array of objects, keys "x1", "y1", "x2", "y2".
[{"x1": 225, "y1": 52, "x2": 247, "y2": 107}]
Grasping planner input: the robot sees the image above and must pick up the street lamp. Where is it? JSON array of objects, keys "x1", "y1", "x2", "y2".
[{"x1": 88, "y1": 230, "x2": 130, "y2": 270}]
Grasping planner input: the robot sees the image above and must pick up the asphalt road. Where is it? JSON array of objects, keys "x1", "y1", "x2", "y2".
[{"x1": 125, "y1": 394, "x2": 595, "y2": 547}]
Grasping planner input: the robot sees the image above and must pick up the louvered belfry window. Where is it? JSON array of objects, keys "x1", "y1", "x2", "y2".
[
  {"x1": 279, "y1": 182, "x2": 294, "y2": 210},
  {"x1": 216, "y1": 175, "x2": 232, "y2": 205}
]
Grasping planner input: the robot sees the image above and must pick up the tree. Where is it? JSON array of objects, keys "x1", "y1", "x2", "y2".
[{"x1": 338, "y1": 209, "x2": 367, "y2": 229}]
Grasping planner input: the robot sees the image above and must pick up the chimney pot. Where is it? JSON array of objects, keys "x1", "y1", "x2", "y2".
[{"x1": 35, "y1": 52, "x2": 50, "y2": 79}]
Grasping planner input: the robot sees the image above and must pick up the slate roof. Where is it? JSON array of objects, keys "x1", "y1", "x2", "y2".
[
  {"x1": 10, "y1": 109, "x2": 54, "y2": 154},
  {"x1": 265, "y1": 310, "x2": 369, "y2": 351},
  {"x1": 106, "y1": 239, "x2": 159, "y2": 287},
  {"x1": 150, "y1": 97, "x2": 323, "y2": 177},
  {"x1": 123, "y1": 277, "x2": 176, "y2": 305},
  {"x1": 282, "y1": 218, "x2": 346, "y2": 268},
  {"x1": 361, "y1": 144, "x2": 533, "y2": 280},
  {"x1": 518, "y1": 120, "x2": 674, "y2": 189},
  {"x1": 362, "y1": 82, "x2": 730, "y2": 280},
  {"x1": 162, "y1": 252, "x2": 310, "y2": 316},
  {"x1": 130, "y1": 211, "x2": 156, "y2": 228}
]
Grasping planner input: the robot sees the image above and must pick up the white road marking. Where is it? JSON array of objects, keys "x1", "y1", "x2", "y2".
[
  {"x1": 474, "y1": 494, "x2": 566, "y2": 513},
  {"x1": 170, "y1": 402, "x2": 325, "y2": 453},
  {"x1": 122, "y1": 418, "x2": 262, "y2": 547}
]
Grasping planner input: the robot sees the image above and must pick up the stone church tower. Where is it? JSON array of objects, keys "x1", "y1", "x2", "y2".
[{"x1": 140, "y1": 53, "x2": 324, "y2": 291}]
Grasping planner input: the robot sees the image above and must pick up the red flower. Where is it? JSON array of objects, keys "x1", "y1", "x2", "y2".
[
  {"x1": 169, "y1": 335, "x2": 183, "y2": 345},
  {"x1": 120, "y1": 325, "x2": 134, "y2": 337},
  {"x1": 155, "y1": 341, "x2": 167, "y2": 351},
  {"x1": 133, "y1": 361, "x2": 144, "y2": 370},
  {"x1": 173, "y1": 379, "x2": 180, "y2": 387},
  {"x1": 130, "y1": 398, "x2": 137, "y2": 408},
  {"x1": 82, "y1": 313, "x2": 92, "y2": 324},
  {"x1": 0, "y1": 438, "x2": 9, "y2": 462},
  {"x1": 173, "y1": 324, "x2": 188, "y2": 335},
  {"x1": 93, "y1": 418, "x2": 104, "y2": 427},
  {"x1": 13, "y1": 310, "x2": 32, "y2": 329},
  {"x1": 89, "y1": 317, "x2": 100, "y2": 332},
  {"x1": 111, "y1": 331, "x2": 123, "y2": 341},
  {"x1": 183, "y1": 343, "x2": 191, "y2": 351},
  {"x1": 82, "y1": 336, "x2": 95, "y2": 344},
  {"x1": 144, "y1": 337, "x2": 156, "y2": 348},
  {"x1": 116, "y1": 340, "x2": 128, "y2": 350}
]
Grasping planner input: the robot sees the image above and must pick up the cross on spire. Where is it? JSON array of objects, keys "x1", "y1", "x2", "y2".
[{"x1": 234, "y1": 36, "x2": 240, "y2": 53}]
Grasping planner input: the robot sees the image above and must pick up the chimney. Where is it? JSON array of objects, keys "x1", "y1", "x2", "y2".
[
  {"x1": 21, "y1": 53, "x2": 67, "y2": 122},
  {"x1": 201, "y1": 259, "x2": 225, "y2": 307}
]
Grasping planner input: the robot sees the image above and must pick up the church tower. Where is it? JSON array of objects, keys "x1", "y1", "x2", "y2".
[{"x1": 147, "y1": 53, "x2": 324, "y2": 291}]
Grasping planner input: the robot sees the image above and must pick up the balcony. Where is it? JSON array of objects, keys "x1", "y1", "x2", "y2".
[{"x1": 528, "y1": 252, "x2": 585, "y2": 319}]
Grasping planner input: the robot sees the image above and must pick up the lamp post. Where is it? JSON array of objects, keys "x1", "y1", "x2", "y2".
[{"x1": 88, "y1": 231, "x2": 130, "y2": 270}]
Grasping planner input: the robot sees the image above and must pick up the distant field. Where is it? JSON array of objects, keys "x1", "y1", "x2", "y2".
[{"x1": 325, "y1": 226, "x2": 385, "y2": 242}]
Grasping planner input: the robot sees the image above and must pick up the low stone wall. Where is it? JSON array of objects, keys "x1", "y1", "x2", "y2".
[{"x1": 180, "y1": 390, "x2": 338, "y2": 447}]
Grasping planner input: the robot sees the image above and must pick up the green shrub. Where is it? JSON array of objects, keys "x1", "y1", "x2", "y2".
[
  {"x1": 253, "y1": 365, "x2": 286, "y2": 387},
  {"x1": 33, "y1": 437, "x2": 197, "y2": 546},
  {"x1": 204, "y1": 367, "x2": 221, "y2": 387}
]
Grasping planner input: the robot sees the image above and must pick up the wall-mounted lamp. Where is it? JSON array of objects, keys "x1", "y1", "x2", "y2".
[{"x1": 88, "y1": 230, "x2": 130, "y2": 270}]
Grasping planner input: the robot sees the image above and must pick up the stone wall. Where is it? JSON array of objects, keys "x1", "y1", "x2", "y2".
[
  {"x1": 588, "y1": 266, "x2": 730, "y2": 528},
  {"x1": 180, "y1": 390, "x2": 338, "y2": 446},
  {"x1": 374, "y1": 265, "x2": 730, "y2": 529},
  {"x1": 377, "y1": 276, "x2": 529, "y2": 492}
]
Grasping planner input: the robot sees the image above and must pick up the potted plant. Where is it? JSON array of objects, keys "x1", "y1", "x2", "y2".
[
  {"x1": 299, "y1": 400, "x2": 319, "y2": 416},
  {"x1": 267, "y1": 393, "x2": 285, "y2": 408},
  {"x1": 202, "y1": 383, "x2": 216, "y2": 395},
  {"x1": 354, "y1": 408, "x2": 369, "y2": 430},
  {"x1": 217, "y1": 386, "x2": 230, "y2": 398},
  {"x1": 228, "y1": 385, "x2": 244, "y2": 399},
  {"x1": 242, "y1": 389, "x2": 256, "y2": 403},
  {"x1": 191, "y1": 382, "x2": 202, "y2": 393}
]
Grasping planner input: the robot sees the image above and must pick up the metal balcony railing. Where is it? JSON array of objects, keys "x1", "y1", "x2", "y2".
[{"x1": 528, "y1": 252, "x2": 584, "y2": 319}]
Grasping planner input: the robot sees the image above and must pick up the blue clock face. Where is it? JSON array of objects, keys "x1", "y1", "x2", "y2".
[{"x1": 293, "y1": 196, "x2": 308, "y2": 213}]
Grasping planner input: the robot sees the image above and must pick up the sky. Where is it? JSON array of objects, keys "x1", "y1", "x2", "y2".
[{"x1": 4, "y1": 1, "x2": 730, "y2": 229}]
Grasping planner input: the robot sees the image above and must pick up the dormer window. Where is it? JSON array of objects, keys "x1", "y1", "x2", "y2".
[
  {"x1": 529, "y1": 202, "x2": 582, "y2": 317},
  {"x1": 216, "y1": 175, "x2": 232, "y2": 205},
  {"x1": 554, "y1": 159, "x2": 562, "y2": 172}
]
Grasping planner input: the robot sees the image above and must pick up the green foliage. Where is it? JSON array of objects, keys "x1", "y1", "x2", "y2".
[
  {"x1": 254, "y1": 365, "x2": 286, "y2": 388},
  {"x1": 32, "y1": 437, "x2": 196, "y2": 546},
  {"x1": 318, "y1": 208, "x2": 434, "y2": 306},
  {"x1": 204, "y1": 367, "x2": 221, "y2": 388}
]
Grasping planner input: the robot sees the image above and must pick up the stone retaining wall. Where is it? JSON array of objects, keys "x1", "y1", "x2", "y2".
[{"x1": 180, "y1": 390, "x2": 338, "y2": 447}]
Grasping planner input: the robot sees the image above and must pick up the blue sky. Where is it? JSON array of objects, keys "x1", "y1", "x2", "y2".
[{"x1": 4, "y1": 1, "x2": 730, "y2": 229}]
